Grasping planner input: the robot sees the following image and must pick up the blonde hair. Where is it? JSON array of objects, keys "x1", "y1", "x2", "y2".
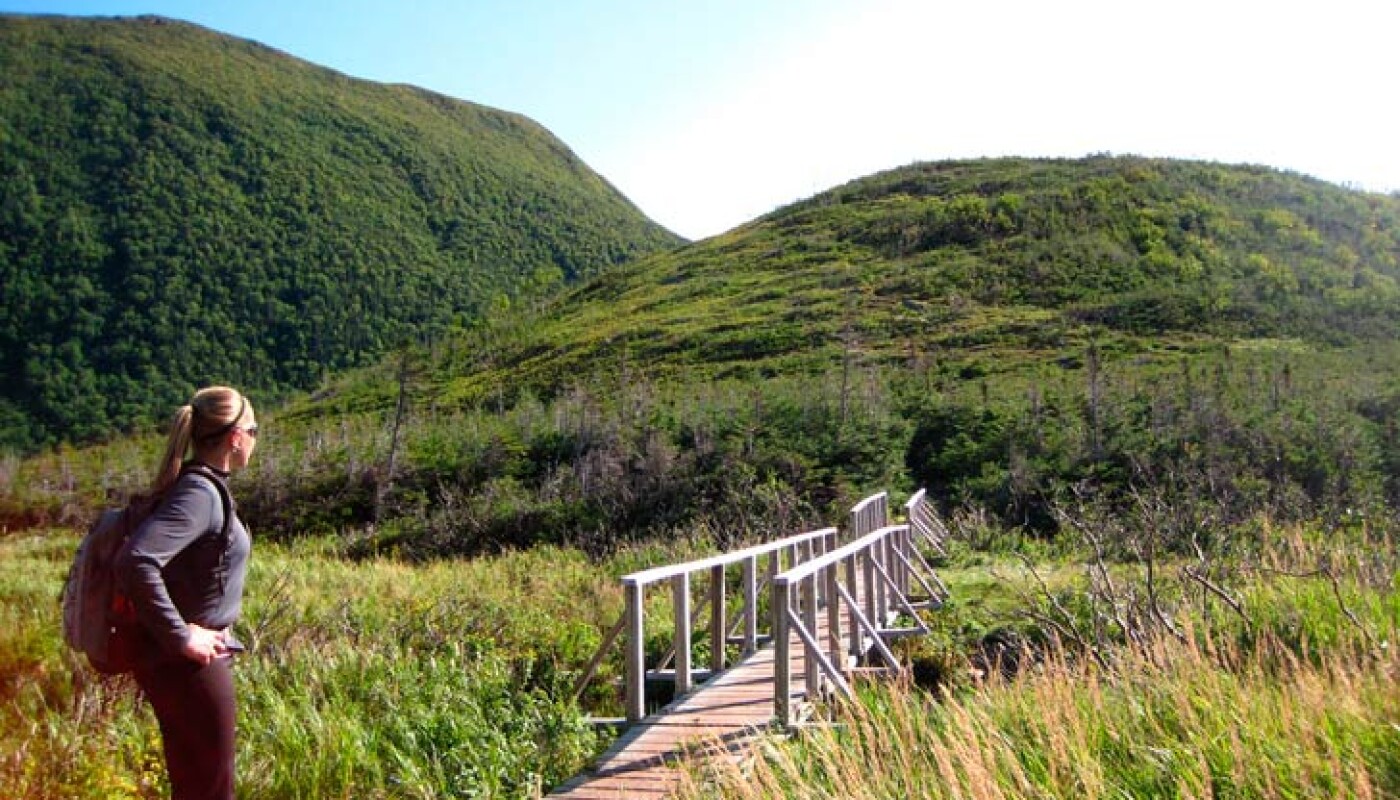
[{"x1": 151, "y1": 386, "x2": 252, "y2": 494}]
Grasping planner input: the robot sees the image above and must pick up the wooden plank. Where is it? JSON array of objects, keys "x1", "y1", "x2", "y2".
[{"x1": 553, "y1": 630, "x2": 824, "y2": 796}]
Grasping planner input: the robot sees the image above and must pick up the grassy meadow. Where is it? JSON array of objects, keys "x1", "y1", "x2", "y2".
[
  {"x1": 4, "y1": 348, "x2": 1400, "y2": 797},
  {"x1": 4, "y1": 343, "x2": 1400, "y2": 798},
  {"x1": 4, "y1": 504, "x2": 1397, "y2": 798},
  {"x1": 0, "y1": 531, "x2": 710, "y2": 798},
  {"x1": 675, "y1": 520, "x2": 1400, "y2": 800}
]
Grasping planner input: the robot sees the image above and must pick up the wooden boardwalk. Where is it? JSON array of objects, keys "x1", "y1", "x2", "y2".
[
  {"x1": 548, "y1": 610, "x2": 827, "y2": 798},
  {"x1": 547, "y1": 490, "x2": 948, "y2": 799}
]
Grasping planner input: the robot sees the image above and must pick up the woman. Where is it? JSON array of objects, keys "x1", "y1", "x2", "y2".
[{"x1": 115, "y1": 386, "x2": 257, "y2": 800}]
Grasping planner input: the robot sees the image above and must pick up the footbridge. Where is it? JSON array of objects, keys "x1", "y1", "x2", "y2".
[{"x1": 549, "y1": 490, "x2": 952, "y2": 799}]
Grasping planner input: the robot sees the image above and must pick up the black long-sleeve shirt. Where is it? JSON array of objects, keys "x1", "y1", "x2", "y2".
[{"x1": 115, "y1": 466, "x2": 251, "y2": 657}]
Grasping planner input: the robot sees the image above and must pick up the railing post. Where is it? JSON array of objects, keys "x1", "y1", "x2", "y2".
[
  {"x1": 894, "y1": 528, "x2": 905, "y2": 609},
  {"x1": 826, "y1": 532, "x2": 842, "y2": 666},
  {"x1": 889, "y1": 527, "x2": 899, "y2": 598},
  {"x1": 845, "y1": 554, "x2": 862, "y2": 660},
  {"x1": 774, "y1": 577, "x2": 791, "y2": 729},
  {"x1": 742, "y1": 556, "x2": 758, "y2": 655},
  {"x1": 890, "y1": 532, "x2": 901, "y2": 613},
  {"x1": 625, "y1": 580, "x2": 645, "y2": 723},
  {"x1": 710, "y1": 564, "x2": 726, "y2": 674},
  {"x1": 863, "y1": 546, "x2": 878, "y2": 632},
  {"x1": 802, "y1": 569, "x2": 820, "y2": 697},
  {"x1": 908, "y1": 527, "x2": 916, "y2": 594},
  {"x1": 874, "y1": 535, "x2": 888, "y2": 623},
  {"x1": 889, "y1": 534, "x2": 899, "y2": 617},
  {"x1": 673, "y1": 573, "x2": 691, "y2": 697}
]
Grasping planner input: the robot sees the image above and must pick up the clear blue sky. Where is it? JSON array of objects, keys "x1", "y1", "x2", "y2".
[{"x1": 4, "y1": 0, "x2": 1397, "y2": 240}]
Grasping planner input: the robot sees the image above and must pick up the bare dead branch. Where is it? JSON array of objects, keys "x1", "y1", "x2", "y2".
[
  {"x1": 1180, "y1": 565, "x2": 1251, "y2": 629},
  {"x1": 1015, "y1": 554, "x2": 1111, "y2": 670},
  {"x1": 1324, "y1": 567, "x2": 1380, "y2": 651}
]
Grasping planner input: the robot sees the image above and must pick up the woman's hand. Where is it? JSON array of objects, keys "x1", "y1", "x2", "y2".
[{"x1": 180, "y1": 623, "x2": 229, "y2": 665}]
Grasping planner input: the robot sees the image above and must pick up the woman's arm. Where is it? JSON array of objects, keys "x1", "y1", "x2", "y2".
[{"x1": 114, "y1": 477, "x2": 219, "y2": 656}]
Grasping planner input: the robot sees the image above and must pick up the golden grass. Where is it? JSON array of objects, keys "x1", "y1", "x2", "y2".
[
  {"x1": 676, "y1": 524, "x2": 1400, "y2": 800},
  {"x1": 681, "y1": 630, "x2": 1398, "y2": 799}
]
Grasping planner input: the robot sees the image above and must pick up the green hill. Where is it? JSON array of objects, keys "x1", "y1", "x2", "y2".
[
  {"x1": 0, "y1": 14, "x2": 682, "y2": 451},
  {"x1": 341, "y1": 155, "x2": 1400, "y2": 405},
  {"x1": 252, "y1": 156, "x2": 1400, "y2": 552}
]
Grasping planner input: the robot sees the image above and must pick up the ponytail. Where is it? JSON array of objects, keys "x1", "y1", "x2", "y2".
[{"x1": 152, "y1": 404, "x2": 195, "y2": 494}]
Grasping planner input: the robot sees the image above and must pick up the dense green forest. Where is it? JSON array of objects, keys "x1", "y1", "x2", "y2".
[{"x1": 0, "y1": 14, "x2": 681, "y2": 452}]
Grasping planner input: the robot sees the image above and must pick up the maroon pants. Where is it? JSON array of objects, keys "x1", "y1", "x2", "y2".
[{"x1": 135, "y1": 656, "x2": 236, "y2": 800}]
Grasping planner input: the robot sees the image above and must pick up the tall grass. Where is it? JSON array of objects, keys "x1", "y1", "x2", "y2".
[
  {"x1": 676, "y1": 522, "x2": 1400, "y2": 799},
  {"x1": 5, "y1": 472, "x2": 1396, "y2": 798},
  {"x1": 680, "y1": 631, "x2": 1399, "y2": 799},
  {"x1": 0, "y1": 532, "x2": 717, "y2": 799}
]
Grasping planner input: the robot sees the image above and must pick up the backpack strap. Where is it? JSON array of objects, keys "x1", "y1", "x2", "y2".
[
  {"x1": 181, "y1": 464, "x2": 233, "y2": 538},
  {"x1": 180, "y1": 464, "x2": 235, "y2": 590}
]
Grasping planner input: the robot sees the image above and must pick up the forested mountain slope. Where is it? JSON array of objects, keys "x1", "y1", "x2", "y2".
[
  {"x1": 13, "y1": 156, "x2": 1400, "y2": 550},
  {"x1": 0, "y1": 14, "x2": 681, "y2": 451}
]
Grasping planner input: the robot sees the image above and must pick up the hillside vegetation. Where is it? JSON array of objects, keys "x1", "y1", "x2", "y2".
[
  {"x1": 10, "y1": 158, "x2": 1400, "y2": 554},
  {"x1": 420, "y1": 156, "x2": 1400, "y2": 399},
  {"x1": 172, "y1": 156, "x2": 1400, "y2": 557},
  {"x1": 0, "y1": 14, "x2": 681, "y2": 452}
]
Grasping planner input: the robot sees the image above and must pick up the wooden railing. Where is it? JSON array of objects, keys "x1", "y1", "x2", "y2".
[
  {"x1": 849, "y1": 490, "x2": 889, "y2": 537},
  {"x1": 572, "y1": 490, "x2": 951, "y2": 728},
  {"x1": 771, "y1": 520, "x2": 949, "y2": 727},
  {"x1": 574, "y1": 527, "x2": 839, "y2": 723},
  {"x1": 904, "y1": 488, "x2": 952, "y2": 602},
  {"x1": 848, "y1": 491, "x2": 893, "y2": 621},
  {"x1": 905, "y1": 488, "x2": 949, "y2": 555}
]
